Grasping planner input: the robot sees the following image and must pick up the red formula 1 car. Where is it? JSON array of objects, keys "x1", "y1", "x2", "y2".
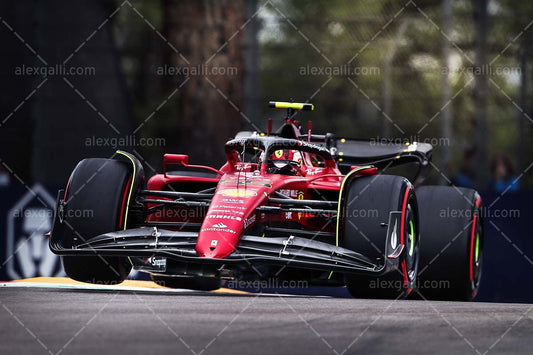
[{"x1": 50, "y1": 102, "x2": 483, "y2": 300}]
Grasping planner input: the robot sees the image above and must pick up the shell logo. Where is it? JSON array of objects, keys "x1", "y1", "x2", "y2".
[{"x1": 219, "y1": 189, "x2": 258, "y2": 198}]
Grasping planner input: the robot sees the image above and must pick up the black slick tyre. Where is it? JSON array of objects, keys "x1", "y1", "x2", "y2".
[
  {"x1": 414, "y1": 186, "x2": 483, "y2": 301},
  {"x1": 340, "y1": 174, "x2": 419, "y2": 299},
  {"x1": 60, "y1": 158, "x2": 133, "y2": 284}
]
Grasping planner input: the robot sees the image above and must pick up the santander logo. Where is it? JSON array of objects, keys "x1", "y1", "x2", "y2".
[{"x1": 212, "y1": 222, "x2": 228, "y2": 228}]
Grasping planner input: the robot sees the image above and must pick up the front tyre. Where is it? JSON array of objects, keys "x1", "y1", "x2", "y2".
[
  {"x1": 60, "y1": 158, "x2": 134, "y2": 284},
  {"x1": 340, "y1": 174, "x2": 419, "y2": 299}
]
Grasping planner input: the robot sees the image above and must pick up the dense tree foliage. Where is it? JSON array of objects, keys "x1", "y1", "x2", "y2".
[{"x1": 116, "y1": 0, "x2": 531, "y2": 188}]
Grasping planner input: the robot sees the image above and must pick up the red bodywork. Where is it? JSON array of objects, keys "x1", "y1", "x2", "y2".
[{"x1": 145, "y1": 122, "x2": 377, "y2": 261}]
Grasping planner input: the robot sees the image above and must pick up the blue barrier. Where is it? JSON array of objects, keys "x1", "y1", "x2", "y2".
[{"x1": 475, "y1": 190, "x2": 533, "y2": 303}]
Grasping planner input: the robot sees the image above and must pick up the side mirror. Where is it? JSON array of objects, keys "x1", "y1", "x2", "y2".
[{"x1": 163, "y1": 154, "x2": 189, "y2": 176}]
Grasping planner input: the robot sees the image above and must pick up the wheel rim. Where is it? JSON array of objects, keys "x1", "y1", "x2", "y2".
[
  {"x1": 471, "y1": 211, "x2": 483, "y2": 292},
  {"x1": 405, "y1": 202, "x2": 419, "y2": 285}
]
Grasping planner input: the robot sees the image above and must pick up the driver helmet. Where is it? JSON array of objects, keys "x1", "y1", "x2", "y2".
[{"x1": 271, "y1": 149, "x2": 302, "y2": 168}]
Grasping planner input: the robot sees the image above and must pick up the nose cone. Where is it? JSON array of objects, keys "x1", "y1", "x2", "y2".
[
  {"x1": 197, "y1": 174, "x2": 273, "y2": 259},
  {"x1": 196, "y1": 220, "x2": 241, "y2": 259}
]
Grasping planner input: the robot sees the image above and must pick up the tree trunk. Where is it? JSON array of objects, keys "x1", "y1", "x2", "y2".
[
  {"x1": 163, "y1": 0, "x2": 247, "y2": 166},
  {"x1": 441, "y1": 0, "x2": 452, "y2": 183}
]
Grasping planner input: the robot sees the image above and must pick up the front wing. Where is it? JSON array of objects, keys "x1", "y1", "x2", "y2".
[{"x1": 50, "y1": 225, "x2": 405, "y2": 277}]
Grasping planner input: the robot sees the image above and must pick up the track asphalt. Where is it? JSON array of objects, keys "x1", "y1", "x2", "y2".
[{"x1": 0, "y1": 278, "x2": 531, "y2": 354}]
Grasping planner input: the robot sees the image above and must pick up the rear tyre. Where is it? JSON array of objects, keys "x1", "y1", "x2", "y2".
[
  {"x1": 151, "y1": 274, "x2": 221, "y2": 291},
  {"x1": 61, "y1": 158, "x2": 133, "y2": 284},
  {"x1": 414, "y1": 186, "x2": 483, "y2": 301},
  {"x1": 341, "y1": 175, "x2": 419, "y2": 299}
]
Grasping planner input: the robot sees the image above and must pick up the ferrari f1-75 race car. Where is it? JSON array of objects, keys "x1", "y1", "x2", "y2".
[{"x1": 50, "y1": 102, "x2": 483, "y2": 300}]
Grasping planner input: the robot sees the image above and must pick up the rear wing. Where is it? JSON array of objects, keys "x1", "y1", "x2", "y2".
[
  {"x1": 339, "y1": 139, "x2": 430, "y2": 173},
  {"x1": 328, "y1": 137, "x2": 431, "y2": 165},
  {"x1": 312, "y1": 134, "x2": 432, "y2": 183}
]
